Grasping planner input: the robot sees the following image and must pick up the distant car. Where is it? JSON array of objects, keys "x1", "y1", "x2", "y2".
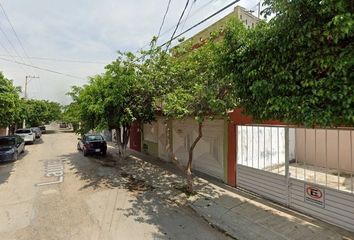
[
  {"x1": 77, "y1": 134, "x2": 107, "y2": 156},
  {"x1": 0, "y1": 136, "x2": 25, "y2": 162},
  {"x1": 39, "y1": 125, "x2": 46, "y2": 134},
  {"x1": 31, "y1": 127, "x2": 42, "y2": 138},
  {"x1": 15, "y1": 128, "x2": 36, "y2": 144},
  {"x1": 59, "y1": 123, "x2": 67, "y2": 128}
]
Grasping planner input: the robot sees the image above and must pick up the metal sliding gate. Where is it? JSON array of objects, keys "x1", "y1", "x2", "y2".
[{"x1": 236, "y1": 125, "x2": 354, "y2": 232}]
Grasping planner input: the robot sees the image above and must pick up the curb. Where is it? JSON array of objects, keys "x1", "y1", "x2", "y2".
[
  {"x1": 188, "y1": 203, "x2": 237, "y2": 240},
  {"x1": 188, "y1": 195, "x2": 238, "y2": 240}
]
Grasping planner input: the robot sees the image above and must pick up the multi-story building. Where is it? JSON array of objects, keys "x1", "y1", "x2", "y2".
[
  {"x1": 139, "y1": 5, "x2": 261, "y2": 181},
  {"x1": 182, "y1": 5, "x2": 260, "y2": 48}
]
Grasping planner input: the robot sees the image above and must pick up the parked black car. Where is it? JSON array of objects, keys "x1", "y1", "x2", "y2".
[
  {"x1": 39, "y1": 125, "x2": 46, "y2": 134},
  {"x1": 31, "y1": 127, "x2": 42, "y2": 138},
  {"x1": 0, "y1": 136, "x2": 25, "y2": 162},
  {"x1": 77, "y1": 134, "x2": 107, "y2": 156}
]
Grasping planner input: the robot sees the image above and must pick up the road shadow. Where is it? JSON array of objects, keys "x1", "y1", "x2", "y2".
[
  {"x1": 33, "y1": 138, "x2": 44, "y2": 145},
  {"x1": 58, "y1": 129, "x2": 74, "y2": 133},
  {"x1": 0, "y1": 148, "x2": 29, "y2": 185},
  {"x1": 18, "y1": 149, "x2": 29, "y2": 160},
  {"x1": 0, "y1": 161, "x2": 15, "y2": 185},
  {"x1": 61, "y1": 150, "x2": 229, "y2": 239},
  {"x1": 44, "y1": 130, "x2": 57, "y2": 134}
]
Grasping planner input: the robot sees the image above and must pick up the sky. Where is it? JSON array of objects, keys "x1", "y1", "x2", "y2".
[{"x1": 0, "y1": 0, "x2": 260, "y2": 105}]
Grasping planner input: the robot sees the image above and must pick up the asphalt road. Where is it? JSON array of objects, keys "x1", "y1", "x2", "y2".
[{"x1": 0, "y1": 125, "x2": 229, "y2": 240}]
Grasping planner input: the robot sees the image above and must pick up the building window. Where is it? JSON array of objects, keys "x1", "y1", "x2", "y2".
[
  {"x1": 252, "y1": 23, "x2": 254, "y2": 28},
  {"x1": 240, "y1": 14, "x2": 242, "y2": 20},
  {"x1": 245, "y1": 19, "x2": 248, "y2": 24}
]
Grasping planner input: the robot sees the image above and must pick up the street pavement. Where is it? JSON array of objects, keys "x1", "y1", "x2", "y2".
[
  {"x1": 106, "y1": 146, "x2": 354, "y2": 240},
  {"x1": 0, "y1": 124, "x2": 230, "y2": 240}
]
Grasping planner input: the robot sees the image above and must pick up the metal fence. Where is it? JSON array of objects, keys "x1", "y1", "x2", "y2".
[{"x1": 237, "y1": 125, "x2": 354, "y2": 194}]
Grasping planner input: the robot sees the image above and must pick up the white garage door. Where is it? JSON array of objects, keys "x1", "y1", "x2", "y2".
[
  {"x1": 173, "y1": 119, "x2": 224, "y2": 180},
  {"x1": 157, "y1": 118, "x2": 169, "y2": 161}
]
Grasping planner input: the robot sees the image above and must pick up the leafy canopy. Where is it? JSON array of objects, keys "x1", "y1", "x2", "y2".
[
  {"x1": 0, "y1": 72, "x2": 22, "y2": 128},
  {"x1": 24, "y1": 99, "x2": 62, "y2": 127},
  {"x1": 223, "y1": 0, "x2": 354, "y2": 127},
  {"x1": 163, "y1": 38, "x2": 237, "y2": 122}
]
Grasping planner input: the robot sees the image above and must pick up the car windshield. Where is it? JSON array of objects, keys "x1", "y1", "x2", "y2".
[
  {"x1": 0, "y1": 138, "x2": 15, "y2": 146},
  {"x1": 16, "y1": 129, "x2": 31, "y2": 134},
  {"x1": 86, "y1": 135, "x2": 103, "y2": 141}
]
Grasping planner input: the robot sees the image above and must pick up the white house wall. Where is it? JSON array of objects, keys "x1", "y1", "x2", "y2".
[
  {"x1": 157, "y1": 118, "x2": 169, "y2": 161},
  {"x1": 143, "y1": 122, "x2": 158, "y2": 143},
  {"x1": 172, "y1": 119, "x2": 224, "y2": 180}
]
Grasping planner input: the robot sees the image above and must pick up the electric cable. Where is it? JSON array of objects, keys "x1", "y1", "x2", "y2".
[
  {"x1": 180, "y1": 0, "x2": 196, "y2": 32},
  {"x1": 0, "y1": 2, "x2": 38, "y2": 76},
  {"x1": 0, "y1": 54, "x2": 107, "y2": 64},
  {"x1": 161, "y1": 0, "x2": 240, "y2": 48},
  {"x1": 165, "y1": 0, "x2": 190, "y2": 50},
  {"x1": 157, "y1": 0, "x2": 172, "y2": 39},
  {"x1": 0, "y1": 57, "x2": 86, "y2": 80}
]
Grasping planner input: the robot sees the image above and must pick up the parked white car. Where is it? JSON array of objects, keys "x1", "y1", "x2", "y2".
[{"x1": 15, "y1": 128, "x2": 36, "y2": 144}]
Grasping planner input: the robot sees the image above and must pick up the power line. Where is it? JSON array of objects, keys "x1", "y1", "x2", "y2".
[
  {"x1": 165, "y1": 0, "x2": 190, "y2": 50},
  {"x1": 180, "y1": 0, "x2": 196, "y2": 32},
  {"x1": 0, "y1": 39, "x2": 28, "y2": 74},
  {"x1": 157, "y1": 0, "x2": 172, "y2": 39},
  {"x1": 137, "y1": 0, "x2": 216, "y2": 52},
  {"x1": 161, "y1": 0, "x2": 216, "y2": 38},
  {"x1": 0, "y1": 26, "x2": 29, "y2": 69},
  {"x1": 0, "y1": 57, "x2": 86, "y2": 80},
  {"x1": 161, "y1": 0, "x2": 240, "y2": 48},
  {"x1": 0, "y1": 2, "x2": 37, "y2": 74},
  {"x1": 0, "y1": 54, "x2": 107, "y2": 64}
]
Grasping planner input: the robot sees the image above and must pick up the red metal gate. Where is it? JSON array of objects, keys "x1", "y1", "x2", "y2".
[{"x1": 130, "y1": 121, "x2": 141, "y2": 152}]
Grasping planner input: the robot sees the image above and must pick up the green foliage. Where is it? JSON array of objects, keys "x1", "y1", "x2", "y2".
[
  {"x1": 24, "y1": 99, "x2": 62, "y2": 127},
  {"x1": 162, "y1": 38, "x2": 237, "y2": 122},
  {"x1": 223, "y1": 0, "x2": 354, "y2": 127},
  {"x1": 0, "y1": 72, "x2": 22, "y2": 128},
  {"x1": 68, "y1": 51, "x2": 155, "y2": 138}
]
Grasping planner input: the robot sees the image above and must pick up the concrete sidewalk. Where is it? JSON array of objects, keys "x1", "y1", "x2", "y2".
[
  {"x1": 189, "y1": 179, "x2": 354, "y2": 240},
  {"x1": 106, "y1": 144, "x2": 354, "y2": 240}
]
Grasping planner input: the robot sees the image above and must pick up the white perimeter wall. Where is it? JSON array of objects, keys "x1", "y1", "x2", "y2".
[{"x1": 173, "y1": 119, "x2": 225, "y2": 180}]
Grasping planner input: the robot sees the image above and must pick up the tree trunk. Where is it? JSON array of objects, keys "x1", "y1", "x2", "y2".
[
  {"x1": 115, "y1": 127, "x2": 122, "y2": 158},
  {"x1": 186, "y1": 122, "x2": 203, "y2": 193},
  {"x1": 165, "y1": 120, "x2": 186, "y2": 173},
  {"x1": 121, "y1": 125, "x2": 130, "y2": 158},
  {"x1": 166, "y1": 120, "x2": 203, "y2": 193},
  {"x1": 114, "y1": 125, "x2": 131, "y2": 160}
]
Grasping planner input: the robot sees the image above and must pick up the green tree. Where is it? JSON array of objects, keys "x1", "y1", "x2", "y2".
[
  {"x1": 160, "y1": 39, "x2": 237, "y2": 192},
  {"x1": 61, "y1": 102, "x2": 80, "y2": 131},
  {"x1": 69, "y1": 52, "x2": 155, "y2": 157},
  {"x1": 0, "y1": 72, "x2": 22, "y2": 130},
  {"x1": 223, "y1": 0, "x2": 354, "y2": 127},
  {"x1": 24, "y1": 99, "x2": 62, "y2": 127}
]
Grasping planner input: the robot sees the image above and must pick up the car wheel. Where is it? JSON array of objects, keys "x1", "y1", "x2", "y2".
[
  {"x1": 101, "y1": 151, "x2": 107, "y2": 156},
  {"x1": 13, "y1": 151, "x2": 18, "y2": 161},
  {"x1": 83, "y1": 148, "x2": 88, "y2": 156}
]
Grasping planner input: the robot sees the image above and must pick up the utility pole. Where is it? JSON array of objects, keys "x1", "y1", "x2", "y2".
[
  {"x1": 23, "y1": 75, "x2": 39, "y2": 128},
  {"x1": 258, "y1": 1, "x2": 261, "y2": 19},
  {"x1": 24, "y1": 75, "x2": 39, "y2": 99}
]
